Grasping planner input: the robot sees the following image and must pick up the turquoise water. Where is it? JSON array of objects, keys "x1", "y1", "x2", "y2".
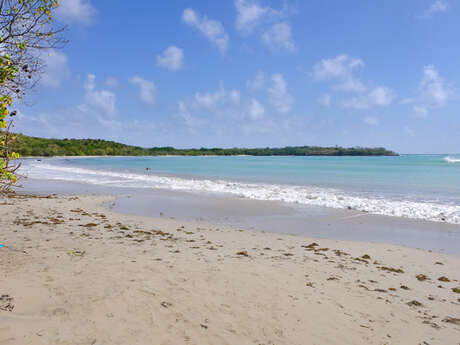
[
  {"x1": 22, "y1": 154, "x2": 460, "y2": 223},
  {"x1": 50, "y1": 155, "x2": 460, "y2": 202}
]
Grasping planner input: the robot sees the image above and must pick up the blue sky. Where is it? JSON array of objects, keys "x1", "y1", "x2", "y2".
[{"x1": 13, "y1": 0, "x2": 460, "y2": 153}]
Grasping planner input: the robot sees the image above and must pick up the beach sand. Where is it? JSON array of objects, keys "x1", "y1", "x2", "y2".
[{"x1": 0, "y1": 193, "x2": 459, "y2": 344}]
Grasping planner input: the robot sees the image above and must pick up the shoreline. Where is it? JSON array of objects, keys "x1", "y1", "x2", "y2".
[
  {"x1": 18, "y1": 157, "x2": 460, "y2": 225},
  {"x1": 111, "y1": 189, "x2": 460, "y2": 256},
  {"x1": 0, "y1": 192, "x2": 459, "y2": 344},
  {"x1": 18, "y1": 178, "x2": 460, "y2": 255}
]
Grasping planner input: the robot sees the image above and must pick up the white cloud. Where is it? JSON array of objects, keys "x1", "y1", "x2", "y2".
[
  {"x1": 248, "y1": 99, "x2": 265, "y2": 120},
  {"x1": 156, "y1": 46, "x2": 184, "y2": 71},
  {"x1": 14, "y1": 106, "x2": 122, "y2": 140},
  {"x1": 261, "y1": 22, "x2": 295, "y2": 52},
  {"x1": 368, "y1": 87, "x2": 396, "y2": 107},
  {"x1": 81, "y1": 74, "x2": 117, "y2": 117},
  {"x1": 129, "y1": 76, "x2": 156, "y2": 105},
  {"x1": 420, "y1": 0, "x2": 448, "y2": 17},
  {"x1": 56, "y1": 0, "x2": 96, "y2": 25},
  {"x1": 15, "y1": 74, "x2": 142, "y2": 140},
  {"x1": 341, "y1": 86, "x2": 395, "y2": 109},
  {"x1": 85, "y1": 90, "x2": 117, "y2": 116},
  {"x1": 234, "y1": 1, "x2": 295, "y2": 53},
  {"x1": 318, "y1": 94, "x2": 331, "y2": 107},
  {"x1": 312, "y1": 55, "x2": 363, "y2": 80},
  {"x1": 413, "y1": 105, "x2": 428, "y2": 118},
  {"x1": 336, "y1": 78, "x2": 367, "y2": 93},
  {"x1": 182, "y1": 8, "x2": 229, "y2": 54},
  {"x1": 312, "y1": 54, "x2": 366, "y2": 92},
  {"x1": 363, "y1": 116, "x2": 379, "y2": 126},
  {"x1": 105, "y1": 77, "x2": 119, "y2": 89},
  {"x1": 419, "y1": 65, "x2": 450, "y2": 107},
  {"x1": 268, "y1": 73, "x2": 294, "y2": 113},
  {"x1": 400, "y1": 97, "x2": 415, "y2": 104},
  {"x1": 175, "y1": 101, "x2": 207, "y2": 129},
  {"x1": 194, "y1": 83, "x2": 226, "y2": 109},
  {"x1": 412, "y1": 65, "x2": 452, "y2": 117},
  {"x1": 247, "y1": 71, "x2": 265, "y2": 91},
  {"x1": 173, "y1": 78, "x2": 297, "y2": 135},
  {"x1": 235, "y1": 0, "x2": 280, "y2": 33},
  {"x1": 193, "y1": 82, "x2": 241, "y2": 110},
  {"x1": 229, "y1": 90, "x2": 241, "y2": 105},
  {"x1": 39, "y1": 49, "x2": 70, "y2": 88},
  {"x1": 429, "y1": 0, "x2": 448, "y2": 12},
  {"x1": 84, "y1": 73, "x2": 96, "y2": 91},
  {"x1": 404, "y1": 126, "x2": 415, "y2": 136}
]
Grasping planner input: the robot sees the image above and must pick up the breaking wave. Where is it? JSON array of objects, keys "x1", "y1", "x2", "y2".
[
  {"x1": 21, "y1": 161, "x2": 460, "y2": 225},
  {"x1": 444, "y1": 156, "x2": 460, "y2": 163}
]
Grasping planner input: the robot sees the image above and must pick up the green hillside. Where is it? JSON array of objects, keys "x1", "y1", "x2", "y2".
[{"x1": 10, "y1": 134, "x2": 398, "y2": 157}]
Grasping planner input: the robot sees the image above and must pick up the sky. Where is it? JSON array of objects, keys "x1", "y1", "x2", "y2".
[{"x1": 12, "y1": 0, "x2": 460, "y2": 153}]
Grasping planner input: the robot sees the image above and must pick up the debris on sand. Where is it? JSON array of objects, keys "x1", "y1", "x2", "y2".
[
  {"x1": 416, "y1": 274, "x2": 429, "y2": 281},
  {"x1": 67, "y1": 249, "x2": 86, "y2": 257},
  {"x1": 442, "y1": 317, "x2": 460, "y2": 326},
  {"x1": 301, "y1": 242, "x2": 318, "y2": 250},
  {"x1": 333, "y1": 249, "x2": 349, "y2": 256},
  {"x1": 373, "y1": 289, "x2": 387, "y2": 293},
  {"x1": 160, "y1": 301, "x2": 173, "y2": 308},
  {"x1": 79, "y1": 223, "x2": 98, "y2": 228},
  {"x1": 378, "y1": 266, "x2": 404, "y2": 274},
  {"x1": 353, "y1": 257, "x2": 369, "y2": 264},
  {"x1": 0, "y1": 294, "x2": 14, "y2": 312},
  {"x1": 406, "y1": 300, "x2": 423, "y2": 307}
]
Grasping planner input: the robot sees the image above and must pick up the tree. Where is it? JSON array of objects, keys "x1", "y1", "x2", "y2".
[{"x1": 0, "y1": 0, "x2": 66, "y2": 191}]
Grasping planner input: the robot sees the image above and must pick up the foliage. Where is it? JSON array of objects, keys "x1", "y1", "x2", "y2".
[
  {"x1": 0, "y1": 0, "x2": 65, "y2": 191},
  {"x1": 0, "y1": 52, "x2": 21, "y2": 190},
  {"x1": 12, "y1": 134, "x2": 399, "y2": 157}
]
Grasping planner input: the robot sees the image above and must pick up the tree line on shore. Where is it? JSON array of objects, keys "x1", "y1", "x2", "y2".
[{"x1": 13, "y1": 134, "x2": 398, "y2": 157}]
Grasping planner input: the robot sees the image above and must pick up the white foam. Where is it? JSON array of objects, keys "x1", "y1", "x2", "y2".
[
  {"x1": 21, "y1": 161, "x2": 460, "y2": 225},
  {"x1": 444, "y1": 156, "x2": 460, "y2": 163}
]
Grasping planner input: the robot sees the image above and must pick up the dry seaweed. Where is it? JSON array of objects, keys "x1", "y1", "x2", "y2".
[
  {"x1": 0, "y1": 294, "x2": 14, "y2": 312},
  {"x1": 378, "y1": 266, "x2": 404, "y2": 274},
  {"x1": 353, "y1": 257, "x2": 369, "y2": 264},
  {"x1": 301, "y1": 242, "x2": 318, "y2": 250},
  {"x1": 79, "y1": 223, "x2": 98, "y2": 228},
  {"x1": 406, "y1": 300, "x2": 423, "y2": 307},
  {"x1": 442, "y1": 317, "x2": 460, "y2": 326},
  {"x1": 416, "y1": 274, "x2": 429, "y2": 281}
]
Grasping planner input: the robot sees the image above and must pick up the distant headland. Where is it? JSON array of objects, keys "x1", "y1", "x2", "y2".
[{"x1": 12, "y1": 134, "x2": 398, "y2": 157}]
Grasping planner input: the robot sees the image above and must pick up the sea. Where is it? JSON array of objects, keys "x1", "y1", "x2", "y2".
[{"x1": 20, "y1": 154, "x2": 460, "y2": 225}]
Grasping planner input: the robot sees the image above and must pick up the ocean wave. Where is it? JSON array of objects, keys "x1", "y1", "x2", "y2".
[
  {"x1": 21, "y1": 162, "x2": 460, "y2": 225},
  {"x1": 444, "y1": 156, "x2": 460, "y2": 163}
]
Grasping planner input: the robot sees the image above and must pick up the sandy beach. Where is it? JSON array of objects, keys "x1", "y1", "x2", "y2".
[
  {"x1": 1, "y1": 0, "x2": 459, "y2": 344},
  {"x1": 0, "y1": 193, "x2": 459, "y2": 345}
]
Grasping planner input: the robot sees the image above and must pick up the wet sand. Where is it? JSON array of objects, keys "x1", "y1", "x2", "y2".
[{"x1": 21, "y1": 178, "x2": 460, "y2": 255}]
